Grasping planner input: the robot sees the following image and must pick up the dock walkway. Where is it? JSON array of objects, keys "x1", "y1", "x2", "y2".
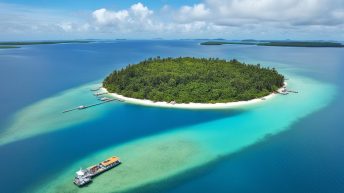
[{"x1": 62, "y1": 98, "x2": 123, "y2": 113}]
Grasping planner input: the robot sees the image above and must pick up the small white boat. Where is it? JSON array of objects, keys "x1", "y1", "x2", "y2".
[{"x1": 77, "y1": 105, "x2": 87, "y2": 109}]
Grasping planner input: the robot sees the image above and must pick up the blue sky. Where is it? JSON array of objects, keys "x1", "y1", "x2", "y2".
[{"x1": 1, "y1": 0, "x2": 344, "y2": 40}]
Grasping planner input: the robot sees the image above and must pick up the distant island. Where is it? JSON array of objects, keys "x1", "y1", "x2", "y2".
[
  {"x1": 103, "y1": 57, "x2": 284, "y2": 104},
  {"x1": 0, "y1": 45, "x2": 20, "y2": 49},
  {"x1": 258, "y1": 41, "x2": 344, "y2": 47},
  {"x1": 0, "y1": 40, "x2": 91, "y2": 49},
  {"x1": 201, "y1": 41, "x2": 344, "y2": 47},
  {"x1": 201, "y1": 41, "x2": 257, "y2": 45}
]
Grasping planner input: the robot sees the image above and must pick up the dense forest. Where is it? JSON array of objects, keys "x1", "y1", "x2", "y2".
[
  {"x1": 258, "y1": 41, "x2": 344, "y2": 47},
  {"x1": 0, "y1": 40, "x2": 91, "y2": 49},
  {"x1": 200, "y1": 41, "x2": 257, "y2": 45},
  {"x1": 0, "y1": 40, "x2": 91, "y2": 46},
  {"x1": 0, "y1": 45, "x2": 19, "y2": 49},
  {"x1": 103, "y1": 57, "x2": 285, "y2": 103},
  {"x1": 201, "y1": 41, "x2": 344, "y2": 47}
]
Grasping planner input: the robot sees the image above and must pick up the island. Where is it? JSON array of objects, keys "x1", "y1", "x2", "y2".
[
  {"x1": 0, "y1": 40, "x2": 92, "y2": 49},
  {"x1": 0, "y1": 45, "x2": 20, "y2": 49},
  {"x1": 258, "y1": 41, "x2": 344, "y2": 47},
  {"x1": 200, "y1": 40, "x2": 344, "y2": 47},
  {"x1": 200, "y1": 41, "x2": 257, "y2": 45},
  {"x1": 102, "y1": 57, "x2": 285, "y2": 108}
]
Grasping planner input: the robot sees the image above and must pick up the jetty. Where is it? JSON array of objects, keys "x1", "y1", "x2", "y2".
[
  {"x1": 90, "y1": 87, "x2": 102, "y2": 91},
  {"x1": 98, "y1": 97, "x2": 112, "y2": 101},
  {"x1": 94, "y1": 92, "x2": 108, "y2": 96},
  {"x1": 287, "y1": 90, "x2": 299, "y2": 93},
  {"x1": 276, "y1": 87, "x2": 299, "y2": 95},
  {"x1": 277, "y1": 92, "x2": 289, "y2": 95},
  {"x1": 62, "y1": 98, "x2": 122, "y2": 113}
]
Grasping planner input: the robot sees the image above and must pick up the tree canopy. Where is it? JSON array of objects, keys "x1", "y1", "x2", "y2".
[
  {"x1": 103, "y1": 57, "x2": 284, "y2": 103},
  {"x1": 200, "y1": 41, "x2": 344, "y2": 47}
]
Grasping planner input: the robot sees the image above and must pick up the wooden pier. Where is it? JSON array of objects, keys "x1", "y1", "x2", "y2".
[
  {"x1": 62, "y1": 98, "x2": 123, "y2": 113},
  {"x1": 93, "y1": 92, "x2": 108, "y2": 96},
  {"x1": 276, "y1": 89, "x2": 299, "y2": 95},
  {"x1": 90, "y1": 87, "x2": 102, "y2": 91},
  {"x1": 277, "y1": 92, "x2": 289, "y2": 95},
  {"x1": 287, "y1": 90, "x2": 299, "y2": 93}
]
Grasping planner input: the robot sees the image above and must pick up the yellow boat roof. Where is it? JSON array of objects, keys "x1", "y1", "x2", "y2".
[{"x1": 101, "y1": 156, "x2": 120, "y2": 167}]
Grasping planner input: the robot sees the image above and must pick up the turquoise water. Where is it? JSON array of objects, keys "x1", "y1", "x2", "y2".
[
  {"x1": 0, "y1": 41, "x2": 343, "y2": 193},
  {"x1": 31, "y1": 74, "x2": 335, "y2": 193}
]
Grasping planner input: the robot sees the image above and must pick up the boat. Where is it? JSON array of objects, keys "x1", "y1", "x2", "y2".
[
  {"x1": 73, "y1": 156, "x2": 121, "y2": 187},
  {"x1": 77, "y1": 105, "x2": 87, "y2": 110},
  {"x1": 94, "y1": 92, "x2": 108, "y2": 96},
  {"x1": 99, "y1": 97, "x2": 110, "y2": 101}
]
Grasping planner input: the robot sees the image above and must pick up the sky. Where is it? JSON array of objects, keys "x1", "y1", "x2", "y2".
[{"x1": 1, "y1": 0, "x2": 344, "y2": 41}]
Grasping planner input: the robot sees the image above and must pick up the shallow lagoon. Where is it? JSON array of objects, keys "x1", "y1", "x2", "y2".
[
  {"x1": 0, "y1": 41, "x2": 343, "y2": 193},
  {"x1": 28, "y1": 74, "x2": 335, "y2": 193}
]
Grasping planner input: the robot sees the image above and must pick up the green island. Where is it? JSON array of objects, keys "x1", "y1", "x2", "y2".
[
  {"x1": 258, "y1": 41, "x2": 344, "y2": 47},
  {"x1": 0, "y1": 40, "x2": 91, "y2": 49},
  {"x1": 201, "y1": 41, "x2": 344, "y2": 47},
  {"x1": 0, "y1": 40, "x2": 91, "y2": 45},
  {"x1": 103, "y1": 57, "x2": 284, "y2": 103},
  {"x1": 0, "y1": 45, "x2": 20, "y2": 49},
  {"x1": 200, "y1": 41, "x2": 257, "y2": 45}
]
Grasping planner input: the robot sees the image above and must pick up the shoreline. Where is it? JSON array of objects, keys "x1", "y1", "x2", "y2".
[{"x1": 101, "y1": 82, "x2": 287, "y2": 109}]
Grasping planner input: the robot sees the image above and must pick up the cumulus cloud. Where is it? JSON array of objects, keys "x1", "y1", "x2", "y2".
[
  {"x1": 91, "y1": 3, "x2": 158, "y2": 33},
  {"x1": 87, "y1": 1, "x2": 344, "y2": 39},
  {"x1": 201, "y1": 0, "x2": 344, "y2": 26},
  {"x1": 90, "y1": 2, "x2": 218, "y2": 35},
  {"x1": 92, "y1": 3, "x2": 154, "y2": 26},
  {"x1": 176, "y1": 4, "x2": 210, "y2": 22},
  {"x1": 130, "y1": 2, "x2": 153, "y2": 18},
  {"x1": 1, "y1": 1, "x2": 344, "y2": 40},
  {"x1": 92, "y1": 9, "x2": 129, "y2": 25}
]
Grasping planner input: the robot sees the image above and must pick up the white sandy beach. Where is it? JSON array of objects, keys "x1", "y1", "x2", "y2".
[{"x1": 101, "y1": 82, "x2": 287, "y2": 109}]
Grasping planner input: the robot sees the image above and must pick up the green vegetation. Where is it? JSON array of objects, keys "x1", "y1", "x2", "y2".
[
  {"x1": 258, "y1": 41, "x2": 344, "y2": 47},
  {"x1": 200, "y1": 41, "x2": 256, "y2": 45},
  {"x1": 103, "y1": 57, "x2": 284, "y2": 103},
  {"x1": 0, "y1": 40, "x2": 91, "y2": 46},
  {"x1": 241, "y1": 39, "x2": 257, "y2": 42},
  {"x1": 0, "y1": 45, "x2": 19, "y2": 49},
  {"x1": 0, "y1": 40, "x2": 92, "y2": 49},
  {"x1": 201, "y1": 40, "x2": 344, "y2": 47}
]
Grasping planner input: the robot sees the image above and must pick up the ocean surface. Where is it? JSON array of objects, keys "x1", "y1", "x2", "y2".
[{"x1": 0, "y1": 40, "x2": 343, "y2": 193}]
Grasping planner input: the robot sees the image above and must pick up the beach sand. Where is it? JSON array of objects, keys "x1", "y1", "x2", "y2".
[{"x1": 102, "y1": 82, "x2": 287, "y2": 109}]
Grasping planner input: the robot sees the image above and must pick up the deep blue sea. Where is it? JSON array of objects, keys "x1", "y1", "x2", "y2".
[{"x1": 0, "y1": 40, "x2": 343, "y2": 193}]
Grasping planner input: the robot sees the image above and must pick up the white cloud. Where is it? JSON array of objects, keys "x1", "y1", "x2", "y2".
[
  {"x1": 1, "y1": 1, "x2": 344, "y2": 40},
  {"x1": 89, "y1": 2, "x2": 231, "y2": 37},
  {"x1": 87, "y1": 1, "x2": 344, "y2": 39},
  {"x1": 91, "y1": 3, "x2": 157, "y2": 33},
  {"x1": 0, "y1": 3, "x2": 91, "y2": 39},
  {"x1": 203, "y1": 0, "x2": 344, "y2": 26},
  {"x1": 130, "y1": 2, "x2": 153, "y2": 18},
  {"x1": 177, "y1": 4, "x2": 210, "y2": 22},
  {"x1": 58, "y1": 22, "x2": 73, "y2": 32},
  {"x1": 91, "y1": 3, "x2": 154, "y2": 27},
  {"x1": 92, "y1": 8, "x2": 129, "y2": 25}
]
